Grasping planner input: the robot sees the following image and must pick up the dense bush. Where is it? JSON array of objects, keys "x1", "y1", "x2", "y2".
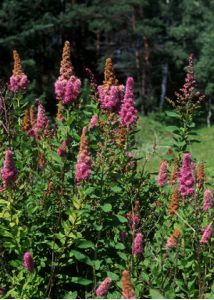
[{"x1": 0, "y1": 42, "x2": 213, "y2": 299}]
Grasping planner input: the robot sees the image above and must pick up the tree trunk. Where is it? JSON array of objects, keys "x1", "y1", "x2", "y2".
[
  {"x1": 207, "y1": 98, "x2": 212, "y2": 128},
  {"x1": 160, "y1": 63, "x2": 168, "y2": 111}
]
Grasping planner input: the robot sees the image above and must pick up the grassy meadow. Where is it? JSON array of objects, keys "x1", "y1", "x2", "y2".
[{"x1": 136, "y1": 115, "x2": 214, "y2": 177}]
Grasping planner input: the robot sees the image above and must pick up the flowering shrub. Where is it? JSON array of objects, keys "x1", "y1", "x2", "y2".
[{"x1": 0, "y1": 45, "x2": 213, "y2": 299}]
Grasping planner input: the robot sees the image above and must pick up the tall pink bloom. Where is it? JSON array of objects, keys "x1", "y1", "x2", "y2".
[
  {"x1": 36, "y1": 102, "x2": 49, "y2": 131},
  {"x1": 157, "y1": 160, "x2": 168, "y2": 187},
  {"x1": 96, "y1": 277, "x2": 112, "y2": 297},
  {"x1": 1, "y1": 150, "x2": 17, "y2": 187},
  {"x1": 89, "y1": 114, "x2": 98, "y2": 129},
  {"x1": 75, "y1": 127, "x2": 92, "y2": 184},
  {"x1": 55, "y1": 41, "x2": 81, "y2": 105},
  {"x1": 119, "y1": 77, "x2": 137, "y2": 127},
  {"x1": 178, "y1": 153, "x2": 195, "y2": 197},
  {"x1": 203, "y1": 189, "x2": 214, "y2": 212},
  {"x1": 9, "y1": 50, "x2": 29, "y2": 92},
  {"x1": 23, "y1": 252, "x2": 34, "y2": 272},
  {"x1": 132, "y1": 233, "x2": 143, "y2": 256},
  {"x1": 200, "y1": 224, "x2": 212, "y2": 244}
]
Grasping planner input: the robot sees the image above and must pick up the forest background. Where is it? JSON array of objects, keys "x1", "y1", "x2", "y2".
[{"x1": 0, "y1": 0, "x2": 214, "y2": 170}]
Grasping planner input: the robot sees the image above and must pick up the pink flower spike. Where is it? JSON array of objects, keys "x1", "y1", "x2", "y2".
[
  {"x1": 157, "y1": 161, "x2": 168, "y2": 187},
  {"x1": 1, "y1": 150, "x2": 17, "y2": 188},
  {"x1": 23, "y1": 252, "x2": 34, "y2": 272},
  {"x1": 203, "y1": 189, "x2": 214, "y2": 212},
  {"x1": 132, "y1": 233, "x2": 143, "y2": 256},
  {"x1": 200, "y1": 224, "x2": 212, "y2": 244},
  {"x1": 178, "y1": 153, "x2": 195, "y2": 197},
  {"x1": 119, "y1": 77, "x2": 137, "y2": 127},
  {"x1": 36, "y1": 102, "x2": 49, "y2": 131},
  {"x1": 96, "y1": 277, "x2": 112, "y2": 297},
  {"x1": 89, "y1": 115, "x2": 98, "y2": 129}
]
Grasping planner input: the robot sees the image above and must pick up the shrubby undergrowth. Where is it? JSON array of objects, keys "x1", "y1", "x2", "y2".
[{"x1": 0, "y1": 43, "x2": 213, "y2": 299}]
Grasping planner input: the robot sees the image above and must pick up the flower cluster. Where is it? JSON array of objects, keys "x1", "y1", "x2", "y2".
[
  {"x1": 178, "y1": 153, "x2": 195, "y2": 197},
  {"x1": 75, "y1": 127, "x2": 92, "y2": 184},
  {"x1": 98, "y1": 58, "x2": 124, "y2": 110},
  {"x1": 55, "y1": 41, "x2": 81, "y2": 105},
  {"x1": 96, "y1": 277, "x2": 112, "y2": 297},
  {"x1": 203, "y1": 189, "x2": 213, "y2": 212},
  {"x1": 166, "y1": 229, "x2": 181, "y2": 249},
  {"x1": 121, "y1": 270, "x2": 136, "y2": 299},
  {"x1": 200, "y1": 224, "x2": 212, "y2": 244},
  {"x1": 9, "y1": 50, "x2": 29, "y2": 92},
  {"x1": 168, "y1": 189, "x2": 180, "y2": 216},
  {"x1": 23, "y1": 252, "x2": 34, "y2": 272},
  {"x1": 119, "y1": 77, "x2": 137, "y2": 127},
  {"x1": 1, "y1": 150, "x2": 17, "y2": 188},
  {"x1": 89, "y1": 114, "x2": 98, "y2": 129},
  {"x1": 132, "y1": 233, "x2": 143, "y2": 256},
  {"x1": 57, "y1": 138, "x2": 72, "y2": 157},
  {"x1": 157, "y1": 160, "x2": 168, "y2": 187}
]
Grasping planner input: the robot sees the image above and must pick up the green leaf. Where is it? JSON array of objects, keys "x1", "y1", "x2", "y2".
[
  {"x1": 71, "y1": 277, "x2": 92, "y2": 286},
  {"x1": 166, "y1": 126, "x2": 179, "y2": 133},
  {"x1": 77, "y1": 240, "x2": 95, "y2": 249},
  {"x1": 64, "y1": 291, "x2": 77, "y2": 299},
  {"x1": 101, "y1": 203, "x2": 112, "y2": 212},
  {"x1": 111, "y1": 186, "x2": 122, "y2": 193},
  {"x1": 165, "y1": 111, "x2": 179, "y2": 118},
  {"x1": 149, "y1": 289, "x2": 164, "y2": 299},
  {"x1": 116, "y1": 214, "x2": 127, "y2": 223}
]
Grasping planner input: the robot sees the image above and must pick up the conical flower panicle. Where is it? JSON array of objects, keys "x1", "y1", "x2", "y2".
[
  {"x1": 89, "y1": 114, "x2": 98, "y2": 129},
  {"x1": 36, "y1": 102, "x2": 49, "y2": 131},
  {"x1": 96, "y1": 277, "x2": 112, "y2": 297},
  {"x1": 121, "y1": 270, "x2": 136, "y2": 299},
  {"x1": 9, "y1": 50, "x2": 29, "y2": 92},
  {"x1": 23, "y1": 108, "x2": 31, "y2": 132},
  {"x1": 157, "y1": 160, "x2": 168, "y2": 187},
  {"x1": 200, "y1": 224, "x2": 212, "y2": 244},
  {"x1": 55, "y1": 41, "x2": 81, "y2": 105},
  {"x1": 119, "y1": 77, "x2": 137, "y2": 127},
  {"x1": 98, "y1": 58, "x2": 124, "y2": 111},
  {"x1": 30, "y1": 105, "x2": 36, "y2": 127},
  {"x1": 132, "y1": 233, "x2": 143, "y2": 256},
  {"x1": 197, "y1": 163, "x2": 205, "y2": 189},
  {"x1": 178, "y1": 153, "x2": 195, "y2": 197},
  {"x1": 203, "y1": 189, "x2": 213, "y2": 212},
  {"x1": 1, "y1": 150, "x2": 17, "y2": 187},
  {"x1": 174, "y1": 54, "x2": 204, "y2": 106},
  {"x1": 168, "y1": 189, "x2": 180, "y2": 216},
  {"x1": 75, "y1": 127, "x2": 92, "y2": 184},
  {"x1": 169, "y1": 161, "x2": 179, "y2": 185},
  {"x1": 23, "y1": 252, "x2": 34, "y2": 272}
]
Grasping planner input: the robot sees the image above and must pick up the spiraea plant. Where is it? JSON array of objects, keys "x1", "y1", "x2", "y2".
[{"x1": 0, "y1": 45, "x2": 213, "y2": 300}]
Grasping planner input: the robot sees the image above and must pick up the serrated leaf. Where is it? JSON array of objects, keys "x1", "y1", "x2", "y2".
[{"x1": 77, "y1": 240, "x2": 95, "y2": 249}]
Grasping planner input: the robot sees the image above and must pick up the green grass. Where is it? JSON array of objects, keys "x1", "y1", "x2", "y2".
[{"x1": 135, "y1": 116, "x2": 214, "y2": 177}]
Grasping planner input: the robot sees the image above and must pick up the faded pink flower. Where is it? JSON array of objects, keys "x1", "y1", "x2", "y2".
[
  {"x1": 157, "y1": 160, "x2": 168, "y2": 187},
  {"x1": 119, "y1": 77, "x2": 137, "y2": 127},
  {"x1": 57, "y1": 138, "x2": 72, "y2": 157},
  {"x1": 200, "y1": 224, "x2": 212, "y2": 244},
  {"x1": 126, "y1": 212, "x2": 140, "y2": 231},
  {"x1": 1, "y1": 150, "x2": 17, "y2": 187},
  {"x1": 75, "y1": 127, "x2": 92, "y2": 184},
  {"x1": 178, "y1": 153, "x2": 195, "y2": 197},
  {"x1": 96, "y1": 277, "x2": 112, "y2": 297},
  {"x1": 89, "y1": 114, "x2": 98, "y2": 129},
  {"x1": 132, "y1": 233, "x2": 143, "y2": 256},
  {"x1": 23, "y1": 251, "x2": 34, "y2": 272},
  {"x1": 203, "y1": 189, "x2": 214, "y2": 212}
]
